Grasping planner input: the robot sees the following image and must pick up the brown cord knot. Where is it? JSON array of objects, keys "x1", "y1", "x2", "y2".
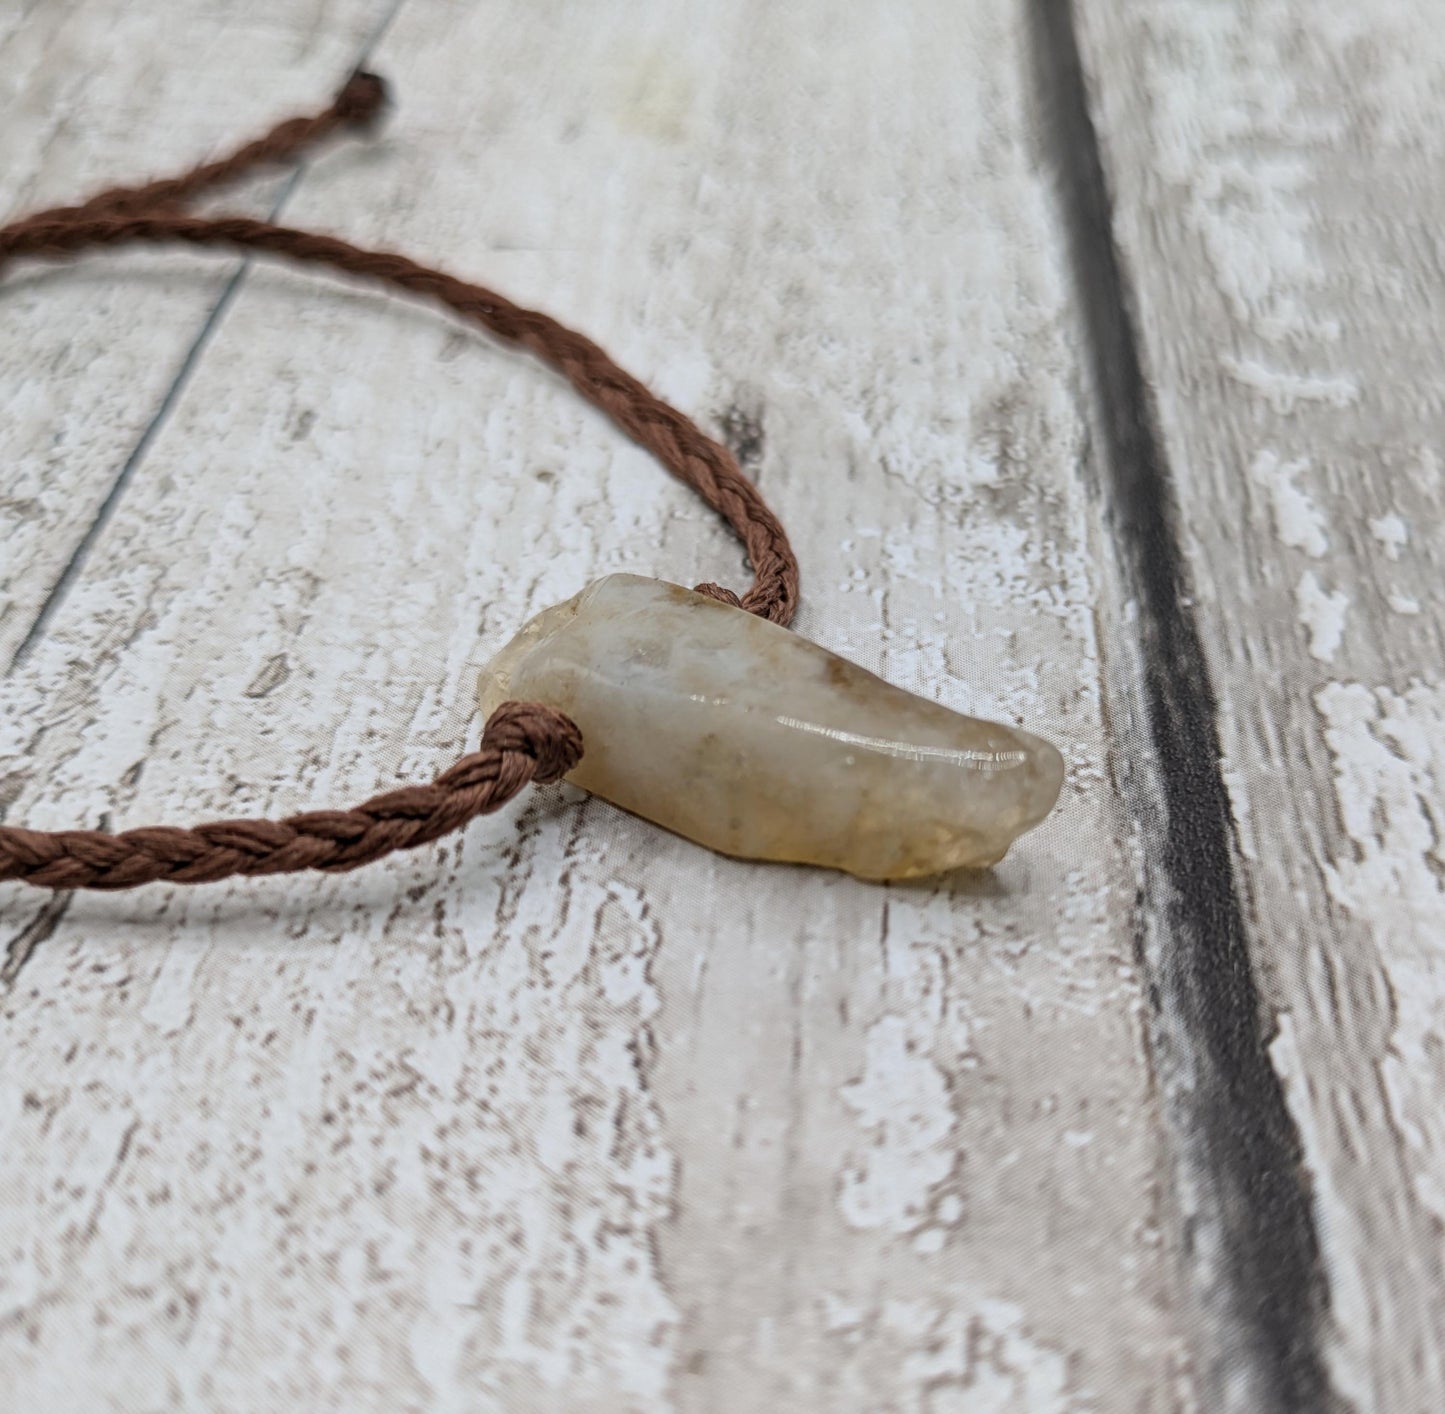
[
  {"x1": 693, "y1": 581, "x2": 744, "y2": 609},
  {"x1": 334, "y1": 71, "x2": 389, "y2": 130},
  {"x1": 482, "y1": 701, "x2": 584, "y2": 783}
]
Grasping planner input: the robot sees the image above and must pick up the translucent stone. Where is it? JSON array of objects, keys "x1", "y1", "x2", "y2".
[{"x1": 478, "y1": 575, "x2": 1064, "y2": 880}]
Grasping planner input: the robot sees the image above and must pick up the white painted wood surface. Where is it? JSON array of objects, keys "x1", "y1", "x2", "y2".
[
  {"x1": 0, "y1": 0, "x2": 391, "y2": 667},
  {"x1": 1075, "y1": 3, "x2": 1445, "y2": 1410},
  {"x1": 0, "y1": 2, "x2": 1190, "y2": 1411}
]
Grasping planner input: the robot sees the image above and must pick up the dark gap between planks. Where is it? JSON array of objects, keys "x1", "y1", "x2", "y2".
[{"x1": 1026, "y1": 2, "x2": 1339, "y2": 1410}]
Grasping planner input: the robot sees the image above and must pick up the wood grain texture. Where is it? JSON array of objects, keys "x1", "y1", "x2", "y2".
[
  {"x1": 1074, "y1": 2, "x2": 1445, "y2": 1409},
  {"x1": 1, "y1": 1, "x2": 1190, "y2": 1409},
  {"x1": 0, "y1": 0, "x2": 394, "y2": 666}
]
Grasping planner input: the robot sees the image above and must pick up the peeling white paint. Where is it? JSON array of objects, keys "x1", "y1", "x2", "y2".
[
  {"x1": 838, "y1": 1016, "x2": 956, "y2": 1234},
  {"x1": 815, "y1": 1291, "x2": 1081, "y2": 1413},
  {"x1": 1250, "y1": 450, "x2": 1329, "y2": 555},
  {"x1": 1295, "y1": 571, "x2": 1349, "y2": 661},
  {"x1": 1309, "y1": 680, "x2": 1445, "y2": 1401},
  {"x1": 1316, "y1": 682, "x2": 1445, "y2": 1222},
  {"x1": 1315, "y1": 680, "x2": 1445, "y2": 938},
  {"x1": 1223, "y1": 357, "x2": 1359, "y2": 413},
  {"x1": 1369, "y1": 514, "x2": 1409, "y2": 560}
]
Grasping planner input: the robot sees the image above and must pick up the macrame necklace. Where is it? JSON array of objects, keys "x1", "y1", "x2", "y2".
[{"x1": 0, "y1": 74, "x2": 1062, "y2": 894}]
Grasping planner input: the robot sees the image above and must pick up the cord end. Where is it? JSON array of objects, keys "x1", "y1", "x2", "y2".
[{"x1": 335, "y1": 70, "x2": 390, "y2": 130}]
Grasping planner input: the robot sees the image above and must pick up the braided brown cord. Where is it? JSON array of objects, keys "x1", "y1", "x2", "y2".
[
  {"x1": 0, "y1": 705, "x2": 581, "y2": 891},
  {"x1": 0, "y1": 211, "x2": 799, "y2": 623},
  {"x1": 2, "y1": 72, "x2": 389, "y2": 231},
  {"x1": 0, "y1": 75, "x2": 799, "y2": 891}
]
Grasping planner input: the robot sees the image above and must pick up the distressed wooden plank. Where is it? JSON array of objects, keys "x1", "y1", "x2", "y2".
[
  {"x1": 0, "y1": 0, "x2": 393, "y2": 666},
  {"x1": 1, "y1": 1, "x2": 1188, "y2": 1408},
  {"x1": 1073, "y1": 2, "x2": 1445, "y2": 1409}
]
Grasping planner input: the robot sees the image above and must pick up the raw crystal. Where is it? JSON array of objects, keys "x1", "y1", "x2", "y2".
[{"x1": 478, "y1": 575, "x2": 1064, "y2": 879}]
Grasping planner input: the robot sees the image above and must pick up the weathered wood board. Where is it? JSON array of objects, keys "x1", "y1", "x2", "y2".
[
  {"x1": 0, "y1": 0, "x2": 394, "y2": 668},
  {"x1": 0, "y1": 1, "x2": 1193, "y2": 1411},
  {"x1": 1074, "y1": 1, "x2": 1445, "y2": 1409}
]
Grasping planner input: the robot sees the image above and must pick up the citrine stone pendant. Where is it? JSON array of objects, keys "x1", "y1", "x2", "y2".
[{"x1": 479, "y1": 575, "x2": 1064, "y2": 880}]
